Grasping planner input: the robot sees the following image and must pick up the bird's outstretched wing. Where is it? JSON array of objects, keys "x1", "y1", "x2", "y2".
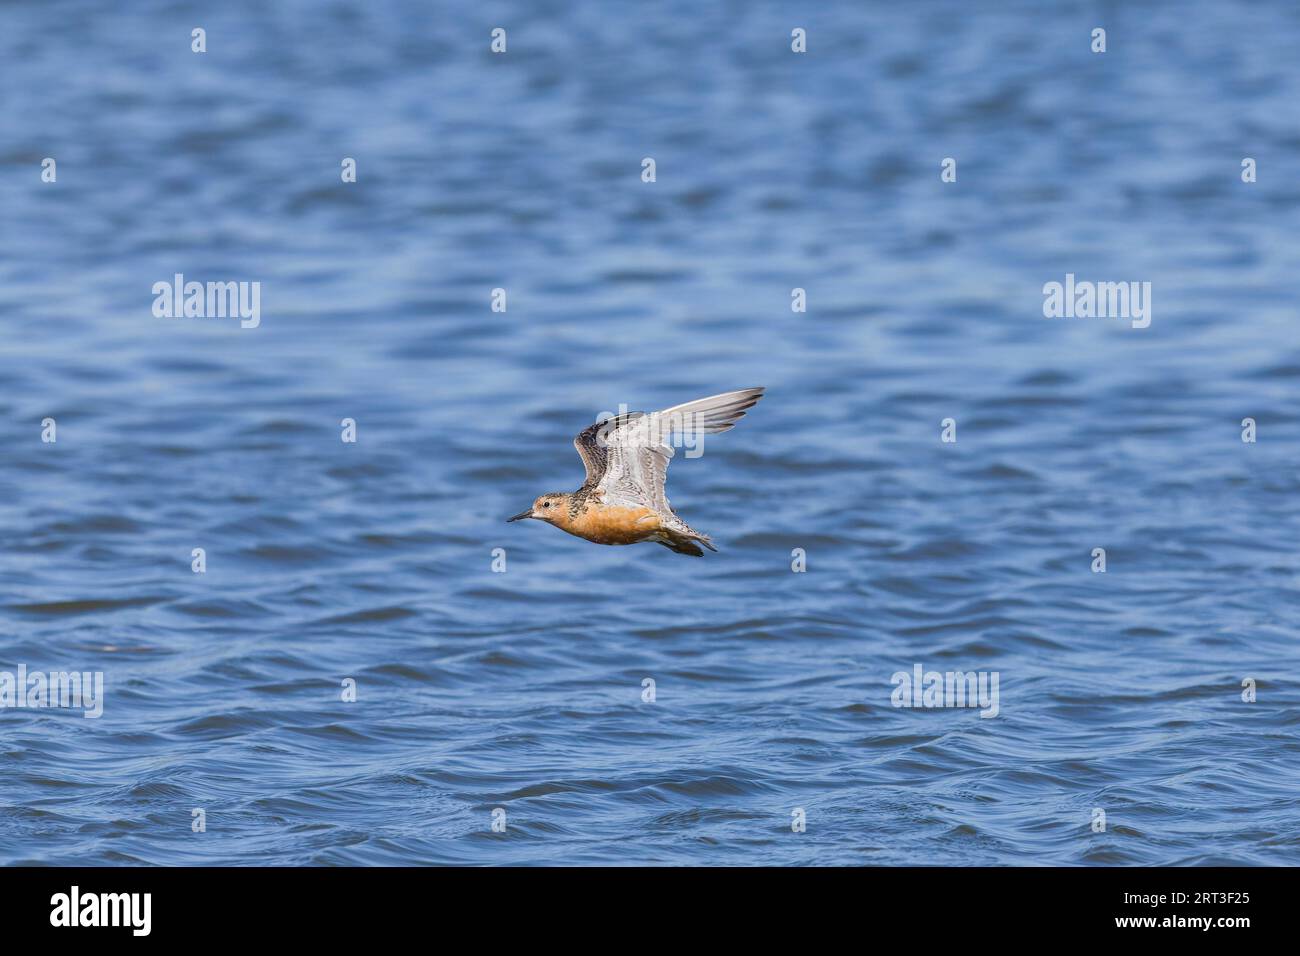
[
  {"x1": 573, "y1": 412, "x2": 644, "y2": 489},
  {"x1": 583, "y1": 387, "x2": 765, "y2": 513}
]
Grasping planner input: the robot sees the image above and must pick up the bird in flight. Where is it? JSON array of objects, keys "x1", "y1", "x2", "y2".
[{"x1": 508, "y1": 388, "x2": 765, "y2": 556}]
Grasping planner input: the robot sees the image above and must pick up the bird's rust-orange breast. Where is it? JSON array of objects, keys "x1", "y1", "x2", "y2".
[{"x1": 565, "y1": 504, "x2": 661, "y2": 545}]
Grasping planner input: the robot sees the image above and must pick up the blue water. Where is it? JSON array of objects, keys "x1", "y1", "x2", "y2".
[{"x1": 2, "y1": 0, "x2": 1299, "y2": 866}]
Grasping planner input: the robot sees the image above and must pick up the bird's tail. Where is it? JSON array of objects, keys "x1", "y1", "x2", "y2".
[
  {"x1": 661, "y1": 523, "x2": 717, "y2": 556},
  {"x1": 660, "y1": 531, "x2": 717, "y2": 557}
]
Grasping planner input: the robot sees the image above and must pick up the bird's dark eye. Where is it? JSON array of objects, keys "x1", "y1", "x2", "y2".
[{"x1": 543, "y1": 502, "x2": 551, "y2": 508}]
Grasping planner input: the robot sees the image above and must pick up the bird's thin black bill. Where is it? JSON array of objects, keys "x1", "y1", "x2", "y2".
[{"x1": 507, "y1": 510, "x2": 532, "y2": 522}]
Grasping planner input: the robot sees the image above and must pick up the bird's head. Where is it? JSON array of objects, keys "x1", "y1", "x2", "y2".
[{"x1": 508, "y1": 493, "x2": 572, "y2": 527}]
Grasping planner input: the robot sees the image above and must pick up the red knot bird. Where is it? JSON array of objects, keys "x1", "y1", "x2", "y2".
[{"x1": 508, "y1": 387, "x2": 766, "y2": 556}]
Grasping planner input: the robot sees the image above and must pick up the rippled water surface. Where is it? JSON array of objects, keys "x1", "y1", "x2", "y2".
[{"x1": 2, "y1": 0, "x2": 1299, "y2": 865}]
